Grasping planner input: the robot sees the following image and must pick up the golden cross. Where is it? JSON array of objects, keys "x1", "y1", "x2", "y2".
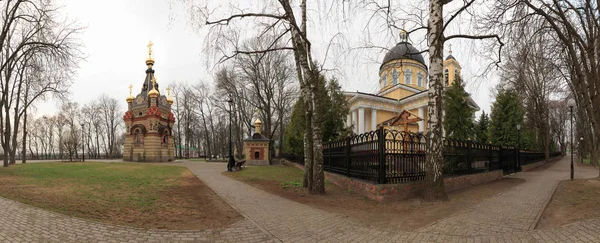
[
  {"x1": 147, "y1": 40, "x2": 154, "y2": 58},
  {"x1": 166, "y1": 86, "x2": 171, "y2": 97},
  {"x1": 128, "y1": 84, "x2": 133, "y2": 96},
  {"x1": 448, "y1": 43, "x2": 453, "y2": 54}
]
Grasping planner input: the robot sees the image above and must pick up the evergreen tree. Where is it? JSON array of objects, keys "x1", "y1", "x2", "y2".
[
  {"x1": 284, "y1": 75, "x2": 350, "y2": 156},
  {"x1": 443, "y1": 76, "x2": 475, "y2": 140},
  {"x1": 489, "y1": 89, "x2": 524, "y2": 146},
  {"x1": 475, "y1": 111, "x2": 490, "y2": 143}
]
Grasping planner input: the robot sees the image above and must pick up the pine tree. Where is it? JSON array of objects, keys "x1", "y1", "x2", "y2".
[
  {"x1": 475, "y1": 111, "x2": 490, "y2": 143},
  {"x1": 443, "y1": 76, "x2": 475, "y2": 140},
  {"x1": 284, "y1": 75, "x2": 350, "y2": 156},
  {"x1": 489, "y1": 89, "x2": 524, "y2": 146}
]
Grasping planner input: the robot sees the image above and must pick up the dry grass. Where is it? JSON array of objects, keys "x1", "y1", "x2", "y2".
[
  {"x1": 0, "y1": 162, "x2": 241, "y2": 230},
  {"x1": 537, "y1": 178, "x2": 600, "y2": 229}
]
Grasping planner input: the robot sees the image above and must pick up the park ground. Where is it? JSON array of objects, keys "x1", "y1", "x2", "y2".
[{"x1": 0, "y1": 156, "x2": 597, "y2": 242}]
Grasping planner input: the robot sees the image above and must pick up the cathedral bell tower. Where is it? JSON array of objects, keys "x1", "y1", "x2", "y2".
[{"x1": 123, "y1": 41, "x2": 176, "y2": 162}]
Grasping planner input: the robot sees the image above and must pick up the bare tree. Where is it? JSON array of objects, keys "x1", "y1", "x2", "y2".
[
  {"x1": 185, "y1": 0, "x2": 329, "y2": 194},
  {"x1": 488, "y1": 0, "x2": 600, "y2": 176},
  {"x1": 500, "y1": 33, "x2": 563, "y2": 162},
  {"x1": 98, "y1": 95, "x2": 122, "y2": 158},
  {"x1": 0, "y1": 0, "x2": 82, "y2": 166}
]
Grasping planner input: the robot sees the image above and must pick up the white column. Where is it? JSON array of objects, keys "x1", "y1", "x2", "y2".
[
  {"x1": 358, "y1": 108, "x2": 365, "y2": 134},
  {"x1": 346, "y1": 114, "x2": 352, "y2": 128},
  {"x1": 418, "y1": 107, "x2": 425, "y2": 133},
  {"x1": 351, "y1": 110, "x2": 357, "y2": 134},
  {"x1": 371, "y1": 109, "x2": 378, "y2": 131}
]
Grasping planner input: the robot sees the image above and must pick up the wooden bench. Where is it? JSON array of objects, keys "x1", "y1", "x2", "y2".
[{"x1": 234, "y1": 160, "x2": 246, "y2": 171}]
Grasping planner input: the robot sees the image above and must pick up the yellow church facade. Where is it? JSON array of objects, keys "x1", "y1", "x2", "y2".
[{"x1": 345, "y1": 31, "x2": 479, "y2": 135}]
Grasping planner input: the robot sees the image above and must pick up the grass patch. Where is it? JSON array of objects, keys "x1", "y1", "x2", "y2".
[
  {"x1": 0, "y1": 162, "x2": 241, "y2": 230},
  {"x1": 582, "y1": 158, "x2": 599, "y2": 165}
]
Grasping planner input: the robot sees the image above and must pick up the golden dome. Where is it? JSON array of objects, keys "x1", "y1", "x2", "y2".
[
  {"x1": 167, "y1": 96, "x2": 174, "y2": 104},
  {"x1": 148, "y1": 88, "x2": 159, "y2": 97},
  {"x1": 148, "y1": 76, "x2": 159, "y2": 97},
  {"x1": 126, "y1": 84, "x2": 135, "y2": 102},
  {"x1": 146, "y1": 57, "x2": 154, "y2": 67}
]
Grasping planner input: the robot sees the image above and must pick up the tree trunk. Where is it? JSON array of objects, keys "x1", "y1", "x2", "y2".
[
  {"x1": 310, "y1": 80, "x2": 325, "y2": 194},
  {"x1": 21, "y1": 110, "x2": 27, "y2": 164},
  {"x1": 302, "y1": 95, "x2": 314, "y2": 190},
  {"x1": 423, "y1": 0, "x2": 449, "y2": 201}
]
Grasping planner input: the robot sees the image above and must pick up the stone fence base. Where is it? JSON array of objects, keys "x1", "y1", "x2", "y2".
[
  {"x1": 521, "y1": 155, "x2": 563, "y2": 171},
  {"x1": 281, "y1": 159, "x2": 503, "y2": 202}
]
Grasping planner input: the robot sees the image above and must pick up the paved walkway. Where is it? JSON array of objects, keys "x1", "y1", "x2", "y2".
[{"x1": 0, "y1": 157, "x2": 598, "y2": 242}]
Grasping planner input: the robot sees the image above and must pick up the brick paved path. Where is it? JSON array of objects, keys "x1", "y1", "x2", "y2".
[
  {"x1": 419, "y1": 156, "x2": 599, "y2": 236},
  {"x1": 0, "y1": 157, "x2": 598, "y2": 242}
]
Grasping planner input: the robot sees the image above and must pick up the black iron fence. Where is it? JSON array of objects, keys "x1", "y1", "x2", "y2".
[{"x1": 285, "y1": 127, "x2": 562, "y2": 184}]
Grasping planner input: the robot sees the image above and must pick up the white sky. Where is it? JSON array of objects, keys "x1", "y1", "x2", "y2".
[{"x1": 38, "y1": 0, "x2": 498, "y2": 118}]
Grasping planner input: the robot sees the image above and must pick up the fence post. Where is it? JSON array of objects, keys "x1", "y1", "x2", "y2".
[
  {"x1": 328, "y1": 146, "x2": 331, "y2": 171},
  {"x1": 467, "y1": 140, "x2": 473, "y2": 173},
  {"x1": 345, "y1": 137, "x2": 351, "y2": 177},
  {"x1": 488, "y1": 144, "x2": 492, "y2": 171},
  {"x1": 514, "y1": 147, "x2": 519, "y2": 172},
  {"x1": 378, "y1": 127, "x2": 386, "y2": 184}
]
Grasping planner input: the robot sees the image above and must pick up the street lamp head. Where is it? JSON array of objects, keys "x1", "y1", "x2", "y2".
[
  {"x1": 567, "y1": 98, "x2": 576, "y2": 108},
  {"x1": 516, "y1": 124, "x2": 521, "y2": 131},
  {"x1": 580, "y1": 137, "x2": 584, "y2": 141}
]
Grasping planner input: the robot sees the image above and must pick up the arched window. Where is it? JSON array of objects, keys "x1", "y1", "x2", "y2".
[
  {"x1": 380, "y1": 75, "x2": 384, "y2": 88},
  {"x1": 444, "y1": 69, "x2": 449, "y2": 86},
  {"x1": 135, "y1": 129, "x2": 141, "y2": 144},
  {"x1": 404, "y1": 69, "x2": 412, "y2": 84},
  {"x1": 417, "y1": 72, "x2": 423, "y2": 87},
  {"x1": 383, "y1": 74, "x2": 388, "y2": 86},
  {"x1": 392, "y1": 69, "x2": 399, "y2": 85},
  {"x1": 454, "y1": 69, "x2": 459, "y2": 81}
]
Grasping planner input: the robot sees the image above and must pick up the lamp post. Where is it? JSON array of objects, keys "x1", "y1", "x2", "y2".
[
  {"x1": 80, "y1": 123, "x2": 85, "y2": 162},
  {"x1": 517, "y1": 124, "x2": 521, "y2": 171},
  {"x1": 567, "y1": 98, "x2": 576, "y2": 180},
  {"x1": 227, "y1": 98, "x2": 235, "y2": 172}
]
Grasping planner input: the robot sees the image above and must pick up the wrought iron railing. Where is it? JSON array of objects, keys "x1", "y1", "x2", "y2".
[{"x1": 286, "y1": 127, "x2": 562, "y2": 184}]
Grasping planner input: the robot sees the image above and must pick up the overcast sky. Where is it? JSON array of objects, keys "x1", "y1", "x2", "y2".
[{"x1": 39, "y1": 0, "x2": 499, "y2": 118}]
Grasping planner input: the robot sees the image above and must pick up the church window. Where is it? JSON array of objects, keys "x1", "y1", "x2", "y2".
[
  {"x1": 454, "y1": 69, "x2": 459, "y2": 81},
  {"x1": 135, "y1": 129, "x2": 142, "y2": 144},
  {"x1": 417, "y1": 72, "x2": 423, "y2": 87},
  {"x1": 404, "y1": 69, "x2": 412, "y2": 85},
  {"x1": 392, "y1": 69, "x2": 399, "y2": 85},
  {"x1": 383, "y1": 74, "x2": 388, "y2": 86},
  {"x1": 444, "y1": 69, "x2": 449, "y2": 86}
]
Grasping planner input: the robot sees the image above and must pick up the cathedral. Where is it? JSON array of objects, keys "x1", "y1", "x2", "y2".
[
  {"x1": 123, "y1": 42, "x2": 176, "y2": 162},
  {"x1": 344, "y1": 30, "x2": 479, "y2": 134}
]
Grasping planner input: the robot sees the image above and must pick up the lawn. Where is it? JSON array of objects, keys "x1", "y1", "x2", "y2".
[
  {"x1": 582, "y1": 158, "x2": 599, "y2": 166},
  {"x1": 538, "y1": 178, "x2": 600, "y2": 229},
  {"x1": 0, "y1": 162, "x2": 241, "y2": 230},
  {"x1": 224, "y1": 165, "x2": 524, "y2": 230}
]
